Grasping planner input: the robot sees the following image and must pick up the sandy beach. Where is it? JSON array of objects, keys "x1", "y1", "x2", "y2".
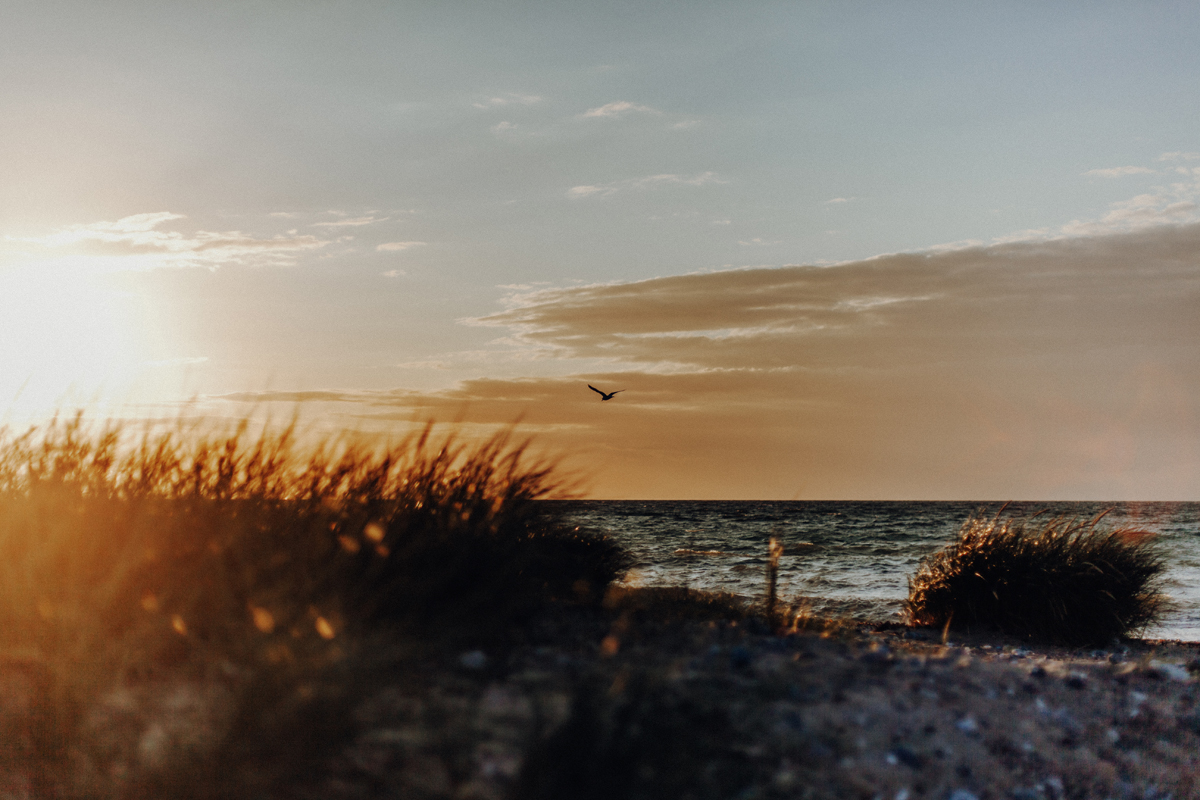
[
  {"x1": 317, "y1": 606, "x2": 1200, "y2": 800},
  {"x1": 4, "y1": 589, "x2": 1200, "y2": 798}
]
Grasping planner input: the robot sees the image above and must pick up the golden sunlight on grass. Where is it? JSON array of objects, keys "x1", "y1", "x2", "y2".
[{"x1": 0, "y1": 412, "x2": 626, "y2": 796}]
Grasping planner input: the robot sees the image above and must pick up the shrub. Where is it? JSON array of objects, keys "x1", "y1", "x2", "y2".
[{"x1": 906, "y1": 511, "x2": 1166, "y2": 646}]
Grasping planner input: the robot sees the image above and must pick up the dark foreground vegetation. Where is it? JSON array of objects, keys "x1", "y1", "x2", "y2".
[
  {"x1": 0, "y1": 413, "x2": 624, "y2": 797},
  {"x1": 0, "y1": 416, "x2": 1186, "y2": 798},
  {"x1": 907, "y1": 511, "x2": 1167, "y2": 646}
]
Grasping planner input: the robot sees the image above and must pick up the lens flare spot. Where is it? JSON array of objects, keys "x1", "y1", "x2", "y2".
[
  {"x1": 315, "y1": 616, "x2": 336, "y2": 639},
  {"x1": 250, "y1": 606, "x2": 275, "y2": 633},
  {"x1": 364, "y1": 522, "x2": 385, "y2": 543}
]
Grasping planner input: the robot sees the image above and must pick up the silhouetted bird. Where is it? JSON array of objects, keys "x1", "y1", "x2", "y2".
[{"x1": 588, "y1": 384, "x2": 624, "y2": 401}]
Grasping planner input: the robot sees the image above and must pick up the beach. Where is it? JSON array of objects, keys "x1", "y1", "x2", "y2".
[
  {"x1": 320, "y1": 599, "x2": 1200, "y2": 800},
  {"x1": 10, "y1": 588, "x2": 1199, "y2": 799}
]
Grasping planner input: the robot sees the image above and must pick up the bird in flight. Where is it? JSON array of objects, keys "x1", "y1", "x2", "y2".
[{"x1": 588, "y1": 384, "x2": 624, "y2": 401}]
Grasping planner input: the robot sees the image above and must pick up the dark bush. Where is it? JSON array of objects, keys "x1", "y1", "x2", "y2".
[{"x1": 907, "y1": 511, "x2": 1166, "y2": 646}]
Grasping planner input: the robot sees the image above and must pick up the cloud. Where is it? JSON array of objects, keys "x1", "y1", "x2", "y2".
[
  {"x1": 376, "y1": 241, "x2": 426, "y2": 252},
  {"x1": 211, "y1": 389, "x2": 390, "y2": 405},
  {"x1": 429, "y1": 223, "x2": 1200, "y2": 499},
  {"x1": 823, "y1": 197, "x2": 851, "y2": 205},
  {"x1": 1062, "y1": 194, "x2": 1199, "y2": 236},
  {"x1": 31, "y1": 212, "x2": 185, "y2": 244},
  {"x1": 1084, "y1": 166, "x2": 1155, "y2": 178},
  {"x1": 1054, "y1": 167, "x2": 1200, "y2": 236},
  {"x1": 987, "y1": 227, "x2": 1052, "y2": 244},
  {"x1": 566, "y1": 185, "x2": 611, "y2": 198},
  {"x1": 473, "y1": 94, "x2": 543, "y2": 109},
  {"x1": 579, "y1": 100, "x2": 659, "y2": 119},
  {"x1": 213, "y1": 223, "x2": 1200, "y2": 500},
  {"x1": 481, "y1": 225, "x2": 1200, "y2": 370},
  {"x1": 1158, "y1": 152, "x2": 1200, "y2": 162},
  {"x1": 566, "y1": 172, "x2": 725, "y2": 199},
  {"x1": 311, "y1": 215, "x2": 388, "y2": 228},
  {"x1": 8, "y1": 213, "x2": 328, "y2": 270},
  {"x1": 381, "y1": 269, "x2": 406, "y2": 277}
]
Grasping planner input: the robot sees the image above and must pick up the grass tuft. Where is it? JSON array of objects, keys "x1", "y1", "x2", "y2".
[
  {"x1": 0, "y1": 412, "x2": 626, "y2": 795},
  {"x1": 906, "y1": 511, "x2": 1167, "y2": 646}
]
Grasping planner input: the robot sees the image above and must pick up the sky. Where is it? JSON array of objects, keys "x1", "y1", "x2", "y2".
[{"x1": 2, "y1": 1, "x2": 1199, "y2": 499}]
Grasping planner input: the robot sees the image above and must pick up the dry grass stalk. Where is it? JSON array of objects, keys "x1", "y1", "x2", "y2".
[{"x1": 765, "y1": 536, "x2": 783, "y2": 630}]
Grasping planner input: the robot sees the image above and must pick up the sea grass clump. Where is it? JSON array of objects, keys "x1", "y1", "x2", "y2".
[
  {"x1": 0, "y1": 412, "x2": 626, "y2": 795},
  {"x1": 0, "y1": 413, "x2": 627, "y2": 658},
  {"x1": 907, "y1": 512, "x2": 1166, "y2": 646}
]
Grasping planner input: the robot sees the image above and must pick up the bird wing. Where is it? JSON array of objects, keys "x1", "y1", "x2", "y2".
[{"x1": 588, "y1": 384, "x2": 605, "y2": 395}]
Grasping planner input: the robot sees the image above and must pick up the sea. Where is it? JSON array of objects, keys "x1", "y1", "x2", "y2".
[{"x1": 545, "y1": 501, "x2": 1200, "y2": 643}]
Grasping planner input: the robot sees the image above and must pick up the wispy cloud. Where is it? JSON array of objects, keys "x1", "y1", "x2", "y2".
[
  {"x1": 478, "y1": 223, "x2": 1200, "y2": 375},
  {"x1": 579, "y1": 100, "x2": 659, "y2": 119},
  {"x1": 376, "y1": 241, "x2": 426, "y2": 252},
  {"x1": 1157, "y1": 152, "x2": 1200, "y2": 162},
  {"x1": 1062, "y1": 193, "x2": 1200, "y2": 236},
  {"x1": 311, "y1": 215, "x2": 388, "y2": 228},
  {"x1": 822, "y1": 197, "x2": 851, "y2": 205},
  {"x1": 567, "y1": 172, "x2": 725, "y2": 199},
  {"x1": 1084, "y1": 166, "x2": 1155, "y2": 178},
  {"x1": 565, "y1": 185, "x2": 611, "y2": 199},
  {"x1": 27, "y1": 212, "x2": 185, "y2": 245},
  {"x1": 473, "y1": 94, "x2": 543, "y2": 109},
  {"x1": 8, "y1": 212, "x2": 328, "y2": 270}
]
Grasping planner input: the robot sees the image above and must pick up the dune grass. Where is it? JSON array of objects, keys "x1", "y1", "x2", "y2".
[
  {"x1": 0, "y1": 412, "x2": 626, "y2": 796},
  {"x1": 906, "y1": 511, "x2": 1166, "y2": 646}
]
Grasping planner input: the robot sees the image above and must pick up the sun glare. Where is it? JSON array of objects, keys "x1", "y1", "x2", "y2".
[{"x1": 0, "y1": 258, "x2": 146, "y2": 417}]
